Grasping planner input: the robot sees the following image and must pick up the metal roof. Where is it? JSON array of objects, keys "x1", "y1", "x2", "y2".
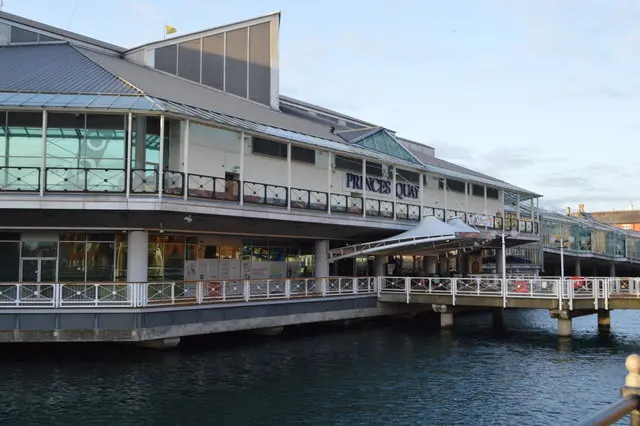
[
  {"x1": 0, "y1": 44, "x2": 139, "y2": 95},
  {"x1": 0, "y1": 92, "x2": 161, "y2": 110},
  {"x1": 76, "y1": 46, "x2": 347, "y2": 144},
  {"x1": 0, "y1": 11, "x2": 125, "y2": 53}
]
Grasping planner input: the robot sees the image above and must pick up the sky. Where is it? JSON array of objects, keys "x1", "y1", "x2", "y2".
[{"x1": 3, "y1": 0, "x2": 639, "y2": 212}]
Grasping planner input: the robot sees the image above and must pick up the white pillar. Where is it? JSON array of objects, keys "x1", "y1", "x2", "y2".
[
  {"x1": 158, "y1": 115, "x2": 165, "y2": 198},
  {"x1": 127, "y1": 231, "x2": 149, "y2": 306},
  {"x1": 374, "y1": 256, "x2": 386, "y2": 277},
  {"x1": 314, "y1": 240, "x2": 329, "y2": 278},
  {"x1": 327, "y1": 151, "x2": 332, "y2": 214},
  {"x1": 125, "y1": 113, "x2": 133, "y2": 197},
  {"x1": 182, "y1": 119, "x2": 190, "y2": 200},
  {"x1": 286, "y1": 142, "x2": 292, "y2": 210},
  {"x1": 610, "y1": 263, "x2": 616, "y2": 278},
  {"x1": 575, "y1": 259, "x2": 581, "y2": 276},
  {"x1": 40, "y1": 110, "x2": 47, "y2": 196},
  {"x1": 239, "y1": 132, "x2": 245, "y2": 206},
  {"x1": 392, "y1": 166, "x2": 397, "y2": 220},
  {"x1": 419, "y1": 172, "x2": 424, "y2": 218},
  {"x1": 558, "y1": 318, "x2": 572, "y2": 338},
  {"x1": 362, "y1": 159, "x2": 367, "y2": 217},
  {"x1": 443, "y1": 177, "x2": 448, "y2": 220},
  {"x1": 483, "y1": 186, "x2": 488, "y2": 225},
  {"x1": 464, "y1": 181, "x2": 469, "y2": 220},
  {"x1": 496, "y1": 247, "x2": 505, "y2": 275}
]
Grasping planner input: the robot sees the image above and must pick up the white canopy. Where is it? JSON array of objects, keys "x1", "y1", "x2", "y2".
[{"x1": 328, "y1": 215, "x2": 494, "y2": 262}]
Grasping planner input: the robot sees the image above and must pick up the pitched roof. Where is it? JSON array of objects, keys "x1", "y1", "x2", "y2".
[
  {"x1": 0, "y1": 11, "x2": 124, "y2": 53},
  {"x1": 0, "y1": 44, "x2": 138, "y2": 94},
  {"x1": 589, "y1": 211, "x2": 640, "y2": 224}
]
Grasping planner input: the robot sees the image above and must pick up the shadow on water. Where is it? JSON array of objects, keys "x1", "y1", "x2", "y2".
[{"x1": 0, "y1": 309, "x2": 637, "y2": 425}]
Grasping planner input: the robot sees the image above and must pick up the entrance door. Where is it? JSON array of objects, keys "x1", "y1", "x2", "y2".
[{"x1": 21, "y1": 258, "x2": 57, "y2": 282}]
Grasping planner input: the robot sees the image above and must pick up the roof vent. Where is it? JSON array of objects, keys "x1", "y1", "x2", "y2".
[
  {"x1": 578, "y1": 204, "x2": 585, "y2": 213},
  {"x1": 566, "y1": 207, "x2": 571, "y2": 216}
]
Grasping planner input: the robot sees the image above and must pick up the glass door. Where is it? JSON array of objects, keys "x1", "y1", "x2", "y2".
[{"x1": 21, "y1": 258, "x2": 57, "y2": 282}]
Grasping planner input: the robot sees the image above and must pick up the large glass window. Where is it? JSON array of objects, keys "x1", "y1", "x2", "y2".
[
  {"x1": 132, "y1": 116, "x2": 171, "y2": 170},
  {"x1": 5, "y1": 112, "x2": 42, "y2": 168},
  {"x1": 252, "y1": 137, "x2": 315, "y2": 164},
  {"x1": 0, "y1": 237, "x2": 20, "y2": 282}
]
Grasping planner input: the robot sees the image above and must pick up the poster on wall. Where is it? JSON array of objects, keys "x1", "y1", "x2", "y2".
[
  {"x1": 251, "y1": 262, "x2": 269, "y2": 279},
  {"x1": 219, "y1": 260, "x2": 241, "y2": 280},
  {"x1": 269, "y1": 262, "x2": 286, "y2": 279},
  {"x1": 204, "y1": 259, "x2": 220, "y2": 280},
  {"x1": 184, "y1": 261, "x2": 198, "y2": 280},
  {"x1": 468, "y1": 213, "x2": 494, "y2": 228}
]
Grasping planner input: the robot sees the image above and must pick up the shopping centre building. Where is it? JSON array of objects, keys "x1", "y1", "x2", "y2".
[{"x1": 0, "y1": 10, "x2": 639, "y2": 343}]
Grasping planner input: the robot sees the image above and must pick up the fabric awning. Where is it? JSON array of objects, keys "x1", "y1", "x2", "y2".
[{"x1": 328, "y1": 215, "x2": 494, "y2": 262}]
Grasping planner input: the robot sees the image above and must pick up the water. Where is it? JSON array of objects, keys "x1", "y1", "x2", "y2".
[{"x1": 0, "y1": 309, "x2": 638, "y2": 425}]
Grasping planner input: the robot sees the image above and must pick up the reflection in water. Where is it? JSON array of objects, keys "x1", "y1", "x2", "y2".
[{"x1": 0, "y1": 309, "x2": 638, "y2": 425}]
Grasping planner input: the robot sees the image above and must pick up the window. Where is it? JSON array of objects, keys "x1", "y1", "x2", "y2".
[
  {"x1": 335, "y1": 155, "x2": 362, "y2": 173},
  {"x1": 487, "y1": 187, "x2": 499, "y2": 199},
  {"x1": 397, "y1": 169, "x2": 420, "y2": 184},
  {"x1": 440, "y1": 178, "x2": 466, "y2": 193},
  {"x1": 622, "y1": 224, "x2": 632, "y2": 230},
  {"x1": 291, "y1": 145, "x2": 315, "y2": 164},
  {"x1": 252, "y1": 137, "x2": 315, "y2": 164},
  {"x1": 472, "y1": 184, "x2": 484, "y2": 197},
  {"x1": 366, "y1": 162, "x2": 383, "y2": 177}
]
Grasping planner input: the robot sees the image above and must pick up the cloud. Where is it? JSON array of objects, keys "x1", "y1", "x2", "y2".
[{"x1": 534, "y1": 174, "x2": 596, "y2": 190}]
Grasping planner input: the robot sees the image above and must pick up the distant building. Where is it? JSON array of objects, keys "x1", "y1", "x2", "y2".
[{"x1": 577, "y1": 203, "x2": 640, "y2": 231}]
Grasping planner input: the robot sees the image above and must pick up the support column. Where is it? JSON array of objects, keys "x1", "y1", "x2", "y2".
[
  {"x1": 132, "y1": 116, "x2": 147, "y2": 192},
  {"x1": 597, "y1": 310, "x2": 611, "y2": 333},
  {"x1": 315, "y1": 240, "x2": 330, "y2": 295},
  {"x1": 374, "y1": 256, "x2": 386, "y2": 277},
  {"x1": 492, "y1": 309, "x2": 505, "y2": 329},
  {"x1": 127, "y1": 231, "x2": 149, "y2": 306},
  {"x1": 423, "y1": 256, "x2": 437, "y2": 275},
  {"x1": 440, "y1": 312, "x2": 454, "y2": 329},
  {"x1": 558, "y1": 318, "x2": 572, "y2": 337},
  {"x1": 574, "y1": 259, "x2": 581, "y2": 276},
  {"x1": 496, "y1": 247, "x2": 505, "y2": 275},
  {"x1": 610, "y1": 263, "x2": 616, "y2": 278}
]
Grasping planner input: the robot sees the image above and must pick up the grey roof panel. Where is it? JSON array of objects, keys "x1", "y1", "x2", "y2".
[
  {"x1": 0, "y1": 11, "x2": 124, "y2": 52},
  {"x1": 77, "y1": 47, "x2": 348, "y2": 143},
  {"x1": 0, "y1": 44, "x2": 138, "y2": 94}
]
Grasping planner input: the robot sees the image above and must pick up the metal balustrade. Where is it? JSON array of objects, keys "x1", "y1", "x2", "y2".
[
  {"x1": 243, "y1": 181, "x2": 288, "y2": 207},
  {"x1": 45, "y1": 167, "x2": 125, "y2": 192},
  {"x1": 188, "y1": 174, "x2": 239, "y2": 201},
  {"x1": 0, "y1": 166, "x2": 40, "y2": 192},
  {"x1": 130, "y1": 169, "x2": 159, "y2": 194},
  {"x1": 0, "y1": 165, "x2": 539, "y2": 233},
  {"x1": 290, "y1": 187, "x2": 328, "y2": 211}
]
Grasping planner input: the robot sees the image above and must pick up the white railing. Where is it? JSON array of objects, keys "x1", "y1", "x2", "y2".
[
  {"x1": 378, "y1": 276, "x2": 640, "y2": 309},
  {"x1": 0, "y1": 277, "x2": 376, "y2": 308},
  {"x1": 1, "y1": 276, "x2": 640, "y2": 309}
]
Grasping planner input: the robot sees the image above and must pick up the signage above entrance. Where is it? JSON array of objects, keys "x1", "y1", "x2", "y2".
[{"x1": 343, "y1": 172, "x2": 419, "y2": 200}]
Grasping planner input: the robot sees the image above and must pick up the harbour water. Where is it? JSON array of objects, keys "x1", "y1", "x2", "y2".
[{"x1": 1, "y1": 309, "x2": 637, "y2": 425}]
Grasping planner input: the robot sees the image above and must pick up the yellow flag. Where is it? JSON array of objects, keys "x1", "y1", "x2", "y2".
[{"x1": 165, "y1": 25, "x2": 177, "y2": 35}]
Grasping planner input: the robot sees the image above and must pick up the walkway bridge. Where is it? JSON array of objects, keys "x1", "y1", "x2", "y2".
[{"x1": 0, "y1": 276, "x2": 637, "y2": 344}]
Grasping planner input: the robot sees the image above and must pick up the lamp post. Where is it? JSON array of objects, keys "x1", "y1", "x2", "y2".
[
  {"x1": 549, "y1": 236, "x2": 575, "y2": 282},
  {"x1": 500, "y1": 229, "x2": 519, "y2": 307}
]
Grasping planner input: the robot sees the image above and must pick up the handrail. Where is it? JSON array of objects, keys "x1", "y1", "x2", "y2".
[{"x1": 577, "y1": 354, "x2": 640, "y2": 425}]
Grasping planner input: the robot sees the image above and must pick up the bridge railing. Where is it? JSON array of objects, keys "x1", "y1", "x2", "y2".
[
  {"x1": 577, "y1": 354, "x2": 640, "y2": 426},
  {"x1": 378, "y1": 276, "x2": 640, "y2": 308},
  {"x1": 0, "y1": 277, "x2": 377, "y2": 309}
]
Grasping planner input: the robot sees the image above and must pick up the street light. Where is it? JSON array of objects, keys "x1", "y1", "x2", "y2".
[
  {"x1": 549, "y1": 236, "x2": 575, "y2": 282},
  {"x1": 499, "y1": 229, "x2": 519, "y2": 307}
]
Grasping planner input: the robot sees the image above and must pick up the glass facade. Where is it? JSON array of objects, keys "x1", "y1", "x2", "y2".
[{"x1": 356, "y1": 130, "x2": 417, "y2": 163}]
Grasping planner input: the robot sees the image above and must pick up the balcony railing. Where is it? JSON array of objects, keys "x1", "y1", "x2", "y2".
[
  {"x1": 0, "y1": 166, "x2": 539, "y2": 232},
  {"x1": 45, "y1": 168, "x2": 125, "y2": 193}
]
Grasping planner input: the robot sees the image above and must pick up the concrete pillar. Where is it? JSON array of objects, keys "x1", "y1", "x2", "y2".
[
  {"x1": 492, "y1": 309, "x2": 505, "y2": 329},
  {"x1": 597, "y1": 310, "x2": 611, "y2": 333},
  {"x1": 496, "y1": 247, "x2": 505, "y2": 275},
  {"x1": 127, "y1": 231, "x2": 149, "y2": 282},
  {"x1": 314, "y1": 240, "x2": 329, "y2": 278},
  {"x1": 575, "y1": 259, "x2": 581, "y2": 276},
  {"x1": 440, "y1": 312, "x2": 454, "y2": 328},
  {"x1": 374, "y1": 256, "x2": 386, "y2": 277},
  {"x1": 440, "y1": 258, "x2": 449, "y2": 275},
  {"x1": 558, "y1": 318, "x2": 572, "y2": 337},
  {"x1": 610, "y1": 263, "x2": 616, "y2": 278},
  {"x1": 423, "y1": 256, "x2": 437, "y2": 275},
  {"x1": 127, "y1": 231, "x2": 149, "y2": 306}
]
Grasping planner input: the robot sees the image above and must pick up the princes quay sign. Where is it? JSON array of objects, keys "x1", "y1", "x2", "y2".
[{"x1": 343, "y1": 172, "x2": 419, "y2": 200}]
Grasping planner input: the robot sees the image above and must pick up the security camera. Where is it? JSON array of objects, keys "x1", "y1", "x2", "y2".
[{"x1": 184, "y1": 215, "x2": 193, "y2": 224}]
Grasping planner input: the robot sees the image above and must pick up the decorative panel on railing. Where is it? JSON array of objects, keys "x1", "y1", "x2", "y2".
[
  {"x1": 188, "y1": 174, "x2": 239, "y2": 201},
  {"x1": 0, "y1": 167, "x2": 40, "y2": 192},
  {"x1": 243, "y1": 181, "x2": 287, "y2": 207},
  {"x1": 290, "y1": 188, "x2": 328, "y2": 211},
  {"x1": 131, "y1": 169, "x2": 159, "y2": 194},
  {"x1": 45, "y1": 168, "x2": 125, "y2": 192},
  {"x1": 162, "y1": 170, "x2": 184, "y2": 196}
]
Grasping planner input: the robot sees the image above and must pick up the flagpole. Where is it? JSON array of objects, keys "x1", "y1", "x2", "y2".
[{"x1": 163, "y1": 23, "x2": 166, "y2": 40}]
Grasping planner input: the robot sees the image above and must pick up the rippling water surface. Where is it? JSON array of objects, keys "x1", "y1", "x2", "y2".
[{"x1": 1, "y1": 309, "x2": 638, "y2": 425}]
